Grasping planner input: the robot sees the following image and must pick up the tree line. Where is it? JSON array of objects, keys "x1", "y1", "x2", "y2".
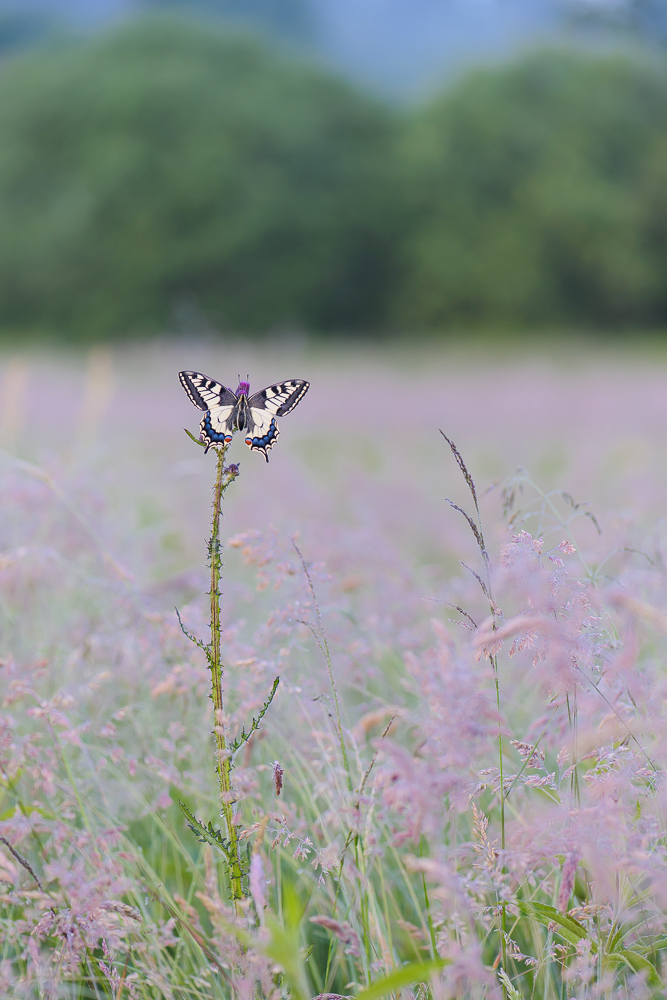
[{"x1": 0, "y1": 16, "x2": 666, "y2": 338}]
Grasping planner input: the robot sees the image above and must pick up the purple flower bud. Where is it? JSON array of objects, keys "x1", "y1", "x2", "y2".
[
  {"x1": 236, "y1": 381, "x2": 250, "y2": 396},
  {"x1": 225, "y1": 463, "x2": 240, "y2": 477}
]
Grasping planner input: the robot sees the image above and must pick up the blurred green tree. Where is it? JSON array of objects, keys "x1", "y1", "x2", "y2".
[
  {"x1": 393, "y1": 49, "x2": 667, "y2": 329},
  {"x1": 0, "y1": 16, "x2": 398, "y2": 338}
]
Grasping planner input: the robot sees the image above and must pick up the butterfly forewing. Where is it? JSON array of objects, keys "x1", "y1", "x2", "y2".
[
  {"x1": 179, "y1": 371, "x2": 238, "y2": 411},
  {"x1": 248, "y1": 380, "x2": 310, "y2": 417}
]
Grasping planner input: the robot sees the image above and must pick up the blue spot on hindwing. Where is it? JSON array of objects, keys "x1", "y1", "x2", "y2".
[
  {"x1": 248, "y1": 417, "x2": 279, "y2": 454},
  {"x1": 201, "y1": 412, "x2": 231, "y2": 449}
]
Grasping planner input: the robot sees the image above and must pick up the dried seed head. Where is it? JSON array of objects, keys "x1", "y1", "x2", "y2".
[
  {"x1": 558, "y1": 852, "x2": 579, "y2": 912},
  {"x1": 309, "y1": 916, "x2": 360, "y2": 956},
  {"x1": 272, "y1": 760, "x2": 284, "y2": 796},
  {"x1": 510, "y1": 740, "x2": 545, "y2": 769}
]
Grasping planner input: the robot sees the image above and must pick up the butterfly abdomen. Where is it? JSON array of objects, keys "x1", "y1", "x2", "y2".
[{"x1": 233, "y1": 396, "x2": 249, "y2": 432}]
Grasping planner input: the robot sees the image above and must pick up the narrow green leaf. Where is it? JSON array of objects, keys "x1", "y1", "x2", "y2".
[
  {"x1": 606, "y1": 924, "x2": 626, "y2": 954},
  {"x1": 175, "y1": 607, "x2": 210, "y2": 654},
  {"x1": 640, "y1": 937, "x2": 667, "y2": 953},
  {"x1": 184, "y1": 427, "x2": 206, "y2": 447},
  {"x1": 178, "y1": 800, "x2": 231, "y2": 861},
  {"x1": 0, "y1": 804, "x2": 53, "y2": 821},
  {"x1": 230, "y1": 676, "x2": 280, "y2": 755},
  {"x1": 263, "y1": 885, "x2": 309, "y2": 1000},
  {"x1": 605, "y1": 950, "x2": 660, "y2": 986},
  {"x1": 354, "y1": 959, "x2": 449, "y2": 1000},
  {"x1": 517, "y1": 901, "x2": 592, "y2": 949}
]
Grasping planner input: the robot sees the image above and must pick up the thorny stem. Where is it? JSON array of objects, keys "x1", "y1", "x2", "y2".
[
  {"x1": 179, "y1": 432, "x2": 279, "y2": 911},
  {"x1": 207, "y1": 445, "x2": 244, "y2": 911}
]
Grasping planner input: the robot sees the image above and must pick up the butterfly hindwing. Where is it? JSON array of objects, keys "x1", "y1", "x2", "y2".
[
  {"x1": 179, "y1": 371, "x2": 237, "y2": 411},
  {"x1": 248, "y1": 380, "x2": 310, "y2": 417},
  {"x1": 245, "y1": 407, "x2": 280, "y2": 462},
  {"x1": 244, "y1": 380, "x2": 308, "y2": 461},
  {"x1": 200, "y1": 406, "x2": 237, "y2": 452}
]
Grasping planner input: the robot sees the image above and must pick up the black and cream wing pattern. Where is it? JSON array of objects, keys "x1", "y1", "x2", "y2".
[
  {"x1": 178, "y1": 371, "x2": 310, "y2": 461},
  {"x1": 244, "y1": 381, "x2": 310, "y2": 458},
  {"x1": 178, "y1": 371, "x2": 239, "y2": 448}
]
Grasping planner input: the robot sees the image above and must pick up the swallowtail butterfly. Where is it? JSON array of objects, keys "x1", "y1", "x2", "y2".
[{"x1": 179, "y1": 370, "x2": 310, "y2": 461}]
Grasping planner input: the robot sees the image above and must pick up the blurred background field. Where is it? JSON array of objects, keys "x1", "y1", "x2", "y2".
[{"x1": 3, "y1": 338, "x2": 667, "y2": 581}]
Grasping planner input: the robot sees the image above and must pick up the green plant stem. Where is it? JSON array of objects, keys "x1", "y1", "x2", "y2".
[
  {"x1": 487, "y1": 596, "x2": 506, "y2": 987},
  {"x1": 420, "y1": 837, "x2": 438, "y2": 959},
  {"x1": 208, "y1": 445, "x2": 244, "y2": 910},
  {"x1": 492, "y1": 652, "x2": 507, "y2": 985},
  {"x1": 292, "y1": 539, "x2": 352, "y2": 789}
]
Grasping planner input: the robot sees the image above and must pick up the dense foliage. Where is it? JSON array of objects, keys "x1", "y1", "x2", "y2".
[
  {"x1": 0, "y1": 17, "x2": 397, "y2": 338},
  {"x1": 395, "y1": 50, "x2": 667, "y2": 329},
  {"x1": 1, "y1": 22, "x2": 667, "y2": 336}
]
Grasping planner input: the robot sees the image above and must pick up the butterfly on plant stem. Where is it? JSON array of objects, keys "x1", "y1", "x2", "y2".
[{"x1": 178, "y1": 370, "x2": 310, "y2": 461}]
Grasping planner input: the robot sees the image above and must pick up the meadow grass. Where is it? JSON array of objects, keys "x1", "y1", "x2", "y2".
[{"x1": 0, "y1": 340, "x2": 667, "y2": 997}]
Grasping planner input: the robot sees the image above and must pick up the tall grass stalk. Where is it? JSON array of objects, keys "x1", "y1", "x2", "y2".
[
  {"x1": 291, "y1": 540, "x2": 378, "y2": 984},
  {"x1": 441, "y1": 431, "x2": 508, "y2": 984},
  {"x1": 292, "y1": 538, "x2": 351, "y2": 789}
]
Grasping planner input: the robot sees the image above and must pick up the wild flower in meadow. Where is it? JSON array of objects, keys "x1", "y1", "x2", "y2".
[
  {"x1": 2, "y1": 350, "x2": 667, "y2": 996},
  {"x1": 378, "y1": 620, "x2": 499, "y2": 837}
]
